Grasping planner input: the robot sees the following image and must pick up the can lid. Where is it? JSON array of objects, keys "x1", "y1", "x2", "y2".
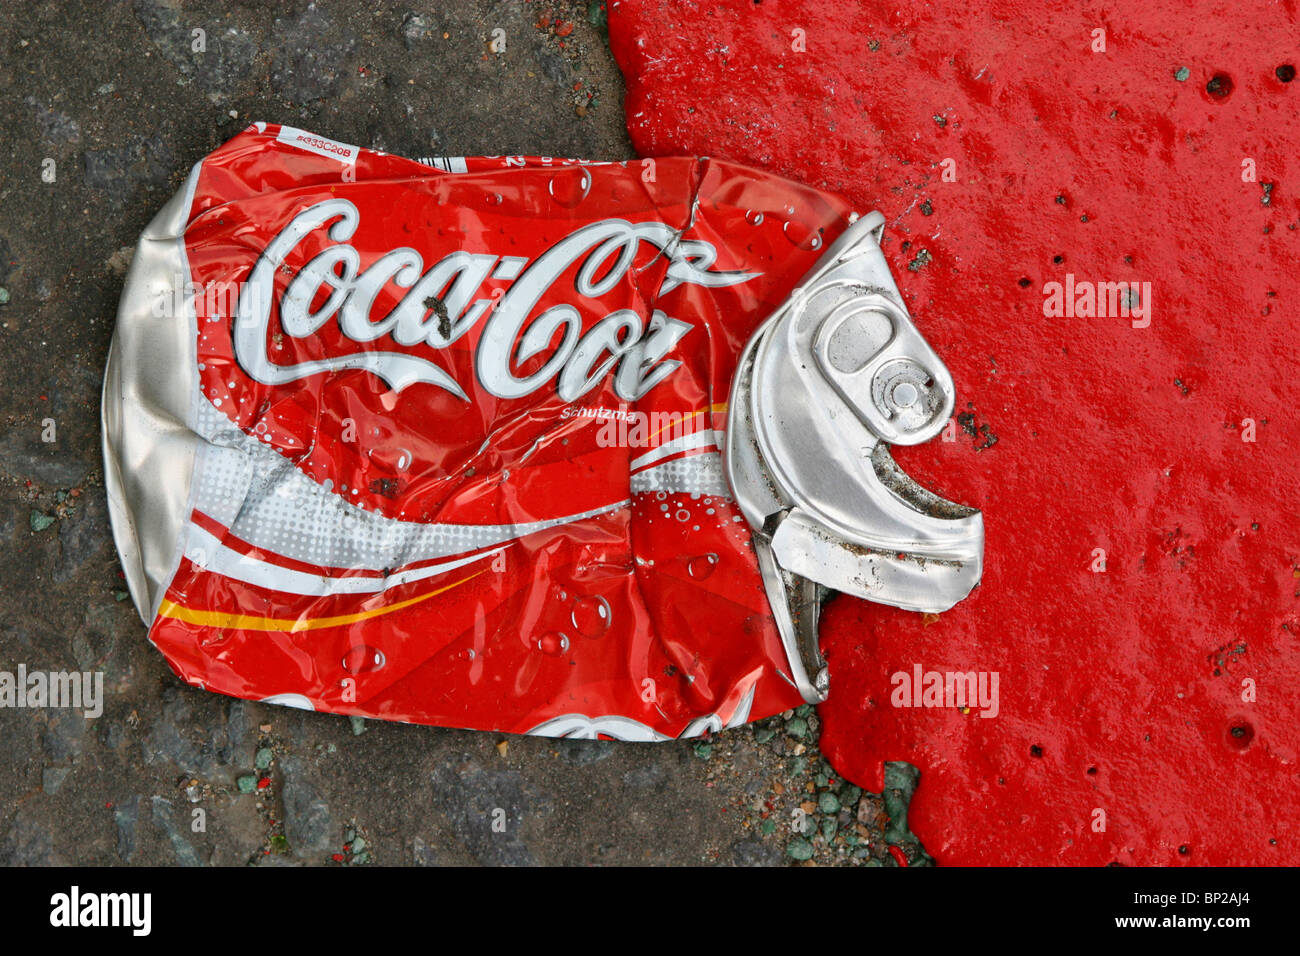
[{"x1": 725, "y1": 212, "x2": 984, "y2": 703}]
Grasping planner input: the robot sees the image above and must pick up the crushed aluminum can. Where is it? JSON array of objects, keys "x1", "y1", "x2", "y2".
[{"x1": 102, "y1": 123, "x2": 982, "y2": 740}]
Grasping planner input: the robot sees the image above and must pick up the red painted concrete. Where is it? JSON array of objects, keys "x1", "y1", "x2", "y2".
[{"x1": 609, "y1": 0, "x2": 1299, "y2": 865}]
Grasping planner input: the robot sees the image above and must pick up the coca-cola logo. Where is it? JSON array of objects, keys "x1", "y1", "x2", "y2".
[{"x1": 234, "y1": 199, "x2": 759, "y2": 402}]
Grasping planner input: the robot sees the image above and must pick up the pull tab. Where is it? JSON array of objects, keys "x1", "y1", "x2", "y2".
[
  {"x1": 797, "y1": 219, "x2": 955, "y2": 445},
  {"x1": 811, "y1": 295, "x2": 955, "y2": 445}
]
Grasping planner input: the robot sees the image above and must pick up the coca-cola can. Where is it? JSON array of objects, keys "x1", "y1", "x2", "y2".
[{"x1": 102, "y1": 123, "x2": 981, "y2": 740}]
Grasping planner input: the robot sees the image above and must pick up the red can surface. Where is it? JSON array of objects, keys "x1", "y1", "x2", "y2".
[{"x1": 103, "y1": 123, "x2": 872, "y2": 739}]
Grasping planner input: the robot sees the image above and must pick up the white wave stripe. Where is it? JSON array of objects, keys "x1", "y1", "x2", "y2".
[
  {"x1": 183, "y1": 523, "x2": 508, "y2": 597},
  {"x1": 629, "y1": 428, "x2": 723, "y2": 473},
  {"x1": 629, "y1": 451, "x2": 731, "y2": 498},
  {"x1": 677, "y1": 682, "x2": 757, "y2": 739},
  {"x1": 191, "y1": 393, "x2": 629, "y2": 572},
  {"x1": 260, "y1": 693, "x2": 315, "y2": 711},
  {"x1": 526, "y1": 682, "x2": 757, "y2": 741},
  {"x1": 525, "y1": 714, "x2": 671, "y2": 742}
]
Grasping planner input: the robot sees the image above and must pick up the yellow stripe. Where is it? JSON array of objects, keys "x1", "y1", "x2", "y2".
[
  {"x1": 646, "y1": 402, "x2": 728, "y2": 443},
  {"x1": 158, "y1": 569, "x2": 487, "y2": 633}
]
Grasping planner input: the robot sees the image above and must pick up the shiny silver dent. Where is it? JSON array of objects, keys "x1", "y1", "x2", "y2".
[
  {"x1": 101, "y1": 162, "x2": 205, "y2": 625},
  {"x1": 724, "y1": 211, "x2": 984, "y2": 704}
]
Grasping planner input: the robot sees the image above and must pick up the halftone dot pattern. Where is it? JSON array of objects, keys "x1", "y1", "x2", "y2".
[
  {"x1": 630, "y1": 453, "x2": 730, "y2": 497},
  {"x1": 192, "y1": 440, "x2": 254, "y2": 530},
  {"x1": 191, "y1": 393, "x2": 628, "y2": 570}
]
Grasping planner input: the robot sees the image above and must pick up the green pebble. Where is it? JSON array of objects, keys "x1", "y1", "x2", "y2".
[
  {"x1": 786, "y1": 837, "x2": 814, "y2": 861},
  {"x1": 795, "y1": 704, "x2": 813, "y2": 717},
  {"x1": 236, "y1": 774, "x2": 257, "y2": 794},
  {"x1": 29, "y1": 511, "x2": 54, "y2": 532},
  {"x1": 785, "y1": 717, "x2": 807, "y2": 738},
  {"x1": 844, "y1": 831, "x2": 859, "y2": 847},
  {"x1": 814, "y1": 772, "x2": 828, "y2": 788},
  {"x1": 349, "y1": 715, "x2": 366, "y2": 735},
  {"x1": 760, "y1": 819, "x2": 776, "y2": 836},
  {"x1": 840, "y1": 784, "x2": 862, "y2": 807},
  {"x1": 327, "y1": 743, "x2": 337, "y2": 753},
  {"x1": 790, "y1": 756, "x2": 807, "y2": 776},
  {"x1": 1175, "y1": 66, "x2": 1190, "y2": 82},
  {"x1": 754, "y1": 724, "x2": 776, "y2": 744},
  {"x1": 112, "y1": 590, "x2": 130, "y2": 602},
  {"x1": 0, "y1": 288, "x2": 9, "y2": 305},
  {"x1": 254, "y1": 747, "x2": 273, "y2": 770},
  {"x1": 818, "y1": 792, "x2": 841, "y2": 814},
  {"x1": 351, "y1": 836, "x2": 367, "y2": 853},
  {"x1": 693, "y1": 742, "x2": 712, "y2": 759},
  {"x1": 821, "y1": 817, "x2": 838, "y2": 840},
  {"x1": 352, "y1": 851, "x2": 370, "y2": 865}
]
